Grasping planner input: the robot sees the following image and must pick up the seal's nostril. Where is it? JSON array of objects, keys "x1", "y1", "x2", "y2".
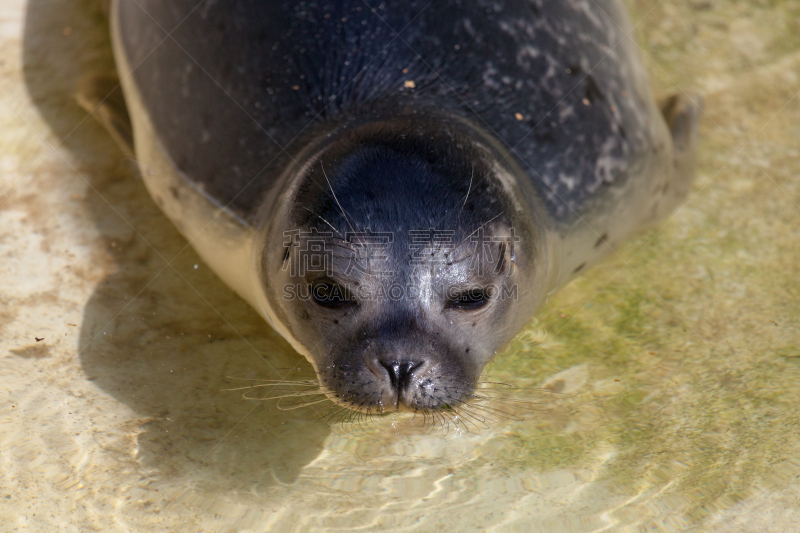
[{"x1": 381, "y1": 361, "x2": 417, "y2": 390}]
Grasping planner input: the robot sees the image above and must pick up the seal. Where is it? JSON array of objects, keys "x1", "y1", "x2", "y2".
[{"x1": 79, "y1": 0, "x2": 700, "y2": 415}]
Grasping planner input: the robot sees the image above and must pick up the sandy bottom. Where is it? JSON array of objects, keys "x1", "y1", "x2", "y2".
[{"x1": 2, "y1": 0, "x2": 800, "y2": 531}]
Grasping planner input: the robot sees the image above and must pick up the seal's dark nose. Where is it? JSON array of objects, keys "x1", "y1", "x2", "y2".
[{"x1": 380, "y1": 361, "x2": 417, "y2": 390}]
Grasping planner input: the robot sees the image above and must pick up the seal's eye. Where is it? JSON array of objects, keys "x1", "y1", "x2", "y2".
[
  {"x1": 446, "y1": 287, "x2": 492, "y2": 311},
  {"x1": 310, "y1": 281, "x2": 356, "y2": 309}
]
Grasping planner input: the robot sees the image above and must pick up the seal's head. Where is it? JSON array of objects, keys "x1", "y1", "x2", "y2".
[{"x1": 257, "y1": 118, "x2": 551, "y2": 414}]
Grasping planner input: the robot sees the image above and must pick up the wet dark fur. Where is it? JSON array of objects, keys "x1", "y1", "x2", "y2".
[{"x1": 117, "y1": 0, "x2": 652, "y2": 223}]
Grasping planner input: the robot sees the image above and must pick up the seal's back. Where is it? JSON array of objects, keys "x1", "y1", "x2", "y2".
[{"x1": 115, "y1": 0, "x2": 670, "y2": 225}]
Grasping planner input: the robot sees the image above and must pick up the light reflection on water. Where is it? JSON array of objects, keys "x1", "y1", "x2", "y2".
[{"x1": 3, "y1": 0, "x2": 800, "y2": 530}]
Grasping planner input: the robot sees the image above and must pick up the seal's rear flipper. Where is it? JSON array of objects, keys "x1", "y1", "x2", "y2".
[
  {"x1": 659, "y1": 93, "x2": 703, "y2": 190},
  {"x1": 75, "y1": 74, "x2": 134, "y2": 158}
]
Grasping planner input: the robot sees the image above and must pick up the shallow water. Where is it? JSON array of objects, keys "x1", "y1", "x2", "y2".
[{"x1": 2, "y1": 0, "x2": 800, "y2": 530}]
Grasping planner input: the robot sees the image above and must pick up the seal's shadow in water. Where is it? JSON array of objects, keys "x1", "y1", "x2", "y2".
[{"x1": 22, "y1": 0, "x2": 330, "y2": 488}]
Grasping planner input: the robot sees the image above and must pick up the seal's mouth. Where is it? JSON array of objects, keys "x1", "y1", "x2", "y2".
[
  {"x1": 363, "y1": 358, "x2": 433, "y2": 412},
  {"x1": 316, "y1": 363, "x2": 476, "y2": 416}
]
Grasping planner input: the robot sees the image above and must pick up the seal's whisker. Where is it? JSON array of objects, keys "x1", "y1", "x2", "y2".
[
  {"x1": 425, "y1": 410, "x2": 442, "y2": 434},
  {"x1": 356, "y1": 411, "x2": 366, "y2": 429},
  {"x1": 456, "y1": 403, "x2": 516, "y2": 423},
  {"x1": 364, "y1": 405, "x2": 380, "y2": 428},
  {"x1": 339, "y1": 409, "x2": 352, "y2": 427},
  {"x1": 472, "y1": 383, "x2": 564, "y2": 400},
  {"x1": 224, "y1": 384, "x2": 321, "y2": 392},
  {"x1": 454, "y1": 413, "x2": 481, "y2": 433},
  {"x1": 281, "y1": 399, "x2": 333, "y2": 411},
  {"x1": 471, "y1": 389, "x2": 555, "y2": 405},
  {"x1": 224, "y1": 384, "x2": 264, "y2": 392},
  {"x1": 474, "y1": 391, "x2": 570, "y2": 405},
  {"x1": 362, "y1": 407, "x2": 378, "y2": 429},
  {"x1": 330, "y1": 406, "x2": 355, "y2": 428},
  {"x1": 434, "y1": 165, "x2": 476, "y2": 242},
  {"x1": 254, "y1": 382, "x2": 321, "y2": 387},
  {"x1": 441, "y1": 400, "x2": 482, "y2": 433},
  {"x1": 460, "y1": 408, "x2": 503, "y2": 426},
  {"x1": 446, "y1": 412, "x2": 476, "y2": 433},
  {"x1": 471, "y1": 404, "x2": 529, "y2": 420},
  {"x1": 439, "y1": 388, "x2": 525, "y2": 422},
  {"x1": 256, "y1": 388, "x2": 327, "y2": 395},
  {"x1": 471, "y1": 387, "x2": 550, "y2": 396},
  {"x1": 301, "y1": 206, "x2": 349, "y2": 242},
  {"x1": 276, "y1": 397, "x2": 331, "y2": 410},
  {"x1": 224, "y1": 377, "x2": 317, "y2": 384},
  {"x1": 229, "y1": 388, "x2": 323, "y2": 400},
  {"x1": 224, "y1": 377, "x2": 320, "y2": 385},
  {"x1": 226, "y1": 376, "x2": 285, "y2": 382},
  {"x1": 299, "y1": 407, "x2": 337, "y2": 424},
  {"x1": 472, "y1": 400, "x2": 553, "y2": 414},
  {"x1": 320, "y1": 162, "x2": 362, "y2": 236},
  {"x1": 452, "y1": 213, "x2": 503, "y2": 251},
  {"x1": 411, "y1": 409, "x2": 433, "y2": 430},
  {"x1": 457, "y1": 399, "x2": 518, "y2": 418},
  {"x1": 455, "y1": 166, "x2": 474, "y2": 225},
  {"x1": 460, "y1": 403, "x2": 506, "y2": 425},
  {"x1": 449, "y1": 403, "x2": 491, "y2": 430},
  {"x1": 343, "y1": 403, "x2": 361, "y2": 427},
  {"x1": 475, "y1": 385, "x2": 555, "y2": 395},
  {"x1": 334, "y1": 402, "x2": 358, "y2": 423},
  {"x1": 469, "y1": 393, "x2": 551, "y2": 406},
  {"x1": 431, "y1": 409, "x2": 452, "y2": 435},
  {"x1": 475, "y1": 381, "x2": 518, "y2": 388},
  {"x1": 353, "y1": 407, "x2": 368, "y2": 428},
  {"x1": 250, "y1": 391, "x2": 327, "y2": 401},
  {"x1": 299, "y1": 402, "x2": 338, "y2": 419},
  {"x1": 242, "y1": 390, "x2": 321, "y2": 403},
  {"x1": 320, "y1": 406, "x2": 348, "y2": 426}
]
